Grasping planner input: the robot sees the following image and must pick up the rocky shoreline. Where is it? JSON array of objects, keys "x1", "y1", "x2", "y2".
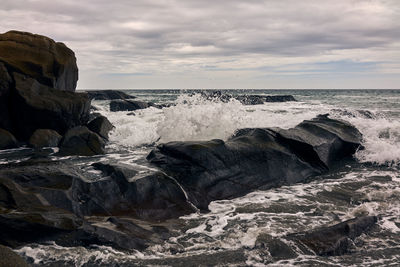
[{"x1": 0, "y1": 31, "x2": 378, "y2": 263}]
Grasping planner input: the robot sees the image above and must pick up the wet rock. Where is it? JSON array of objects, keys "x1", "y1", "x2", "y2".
[
  {"x1": 28, "y1": 129, "x2": 62, "y2": 148},
  {"x1": 110, "y1": 99, "x2": 155, "y2": 111},
  {"x1": 0, "y1": 244, "x2": 29, "y2": 267},
  {"x1": 0, "y1": 128, "x2": 18, "y2": 150},
  {"x1": 59, "y1": 126, "x2": 105, "y2": 156},
  {"x1": 287, "y1": 216, "x2": 377, "y2": 256},
  {"x1": 87, "y1": 116, "x2": 114, "y2": 140},
  {"x1": 86, "y1": 90, "x2": 135, "y2": 100},
  {"x1": 0, "y1": 30, "x2": 78, "y2": 91},
  {"x1": 11, "y1": 73, "x2": 91, "y2": 140},
  {"x1": 0, "y1": 62, "x2": 12, "y2": 131},
  {"x1": 255, "y1": 234, "x2": 297, "y2": 260},
  {"x1": 0, "y1": 160, "x2": 194, "y2": 248},
  {"x1": 147, "y1": 115, "x2": 362, "y2": 211},
  {"x1": 200, "y1": 91, "x2": 297, "y2": 105}
]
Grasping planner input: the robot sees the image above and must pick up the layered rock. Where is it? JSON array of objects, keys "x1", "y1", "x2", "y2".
[
  {"x1": 147, "y1": 115, "x2": 362, "y2": 211},
  {"x1": 0, "y1": 30, "x2": 78, "y2": 91}
]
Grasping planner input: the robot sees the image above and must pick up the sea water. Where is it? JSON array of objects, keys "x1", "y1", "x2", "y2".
[{"x1": 9, "y1": 89, "x2": 400, "y2": 266}]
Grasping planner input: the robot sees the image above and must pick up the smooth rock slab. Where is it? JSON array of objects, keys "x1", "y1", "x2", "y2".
[
  {"x1": 86, "y1": 90, "x2": 135, "y2": 100},
  {"x1": 87, "y1": 115, "x2": 114, "y2": 140}
]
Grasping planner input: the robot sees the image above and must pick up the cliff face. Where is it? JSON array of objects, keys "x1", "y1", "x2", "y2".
[{"x1": 0, "y1": 30, "x2": 78, "y2": 91}]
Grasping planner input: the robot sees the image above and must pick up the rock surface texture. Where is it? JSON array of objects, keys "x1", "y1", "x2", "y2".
[
  {"x1": 0, "y1": 30, "x2": 93, "y2": 154},
  {"x1": 147, "y1": 115, "x2": 362, "y2": 210},
  {"x1": 86, "y1": 90, "x2": 135, "y2": 100},
  {"x1": 0, "y1": 30, "x2": 78, "y2": 91}
]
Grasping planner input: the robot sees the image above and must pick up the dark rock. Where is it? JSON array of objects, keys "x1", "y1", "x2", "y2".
[
  {"x1": 110, "y1": 99, "x2": 155, "y2": 111},
  {"x1": 89, "y1": 112, "x2": 102, "y2": 122},
  {"x1": 28, "y1": 129, "x2": 62, "y2": 148},
  {"x1": 0, "y1": 160, "x2": 193, "y2": 248},
  {"x1": 86, "y1": 90, "x2": 135, "y2": 100},
  {"x1": 0, "y1": 244, "x2": 29, "y2": 267},
  {"x1": 127, "y1": 112, "x2": 136, "y2": 116},
  {"x1": 87, "y1": 116, "x2": 114, "y2": 140},
  {"x1": 147, "y1": 115, "x2": 362, "y2": 211},
  {"x1": 0, "y1": 30, "x2": 78, "y2": 91},
  {"x1": 287, "y1": 216, "x2": 377, "y2": 256},
  {"x1": 76, "y1": 162, "x2": 196, "y2": 220},
  {"x1": 11, "y1": 73, "x2": 91, "y2": 140},
  {"x1": 200, "y1": 91, "x2": 296, "y2": 105},
  {"x1": 255, "y1": 234, "x2": 297, "y2": 260},
  {"x1": 59, "y1": 126, "x2": 105, "y2": 156},
  {"x1": 0, "y1": 62, "x2": 12, "y2": 131},
  {"x1": 0, "y1": 128, "x2": 18, "y2": 150}
]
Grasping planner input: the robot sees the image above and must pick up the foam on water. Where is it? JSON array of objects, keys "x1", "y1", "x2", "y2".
[{"x1": 95, "y1": 92, "x2": 400, "y2": 166}]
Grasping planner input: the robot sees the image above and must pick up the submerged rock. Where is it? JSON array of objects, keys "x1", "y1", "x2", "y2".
[
  {"x1": 11, "y1": 73, "x2": 91, "y2": 140},
  {"x1": 86, "y1": 90, "x2": 135, "y2": 100},
  {"x1": 87, "y1": 115, "x2": 114, "y2": 140},
  {"x1": 0, "y1": 30, "x2": 78, "y2": 91},
  {"x1": 59, "y1": 126, "x2": 105, "y2": 156},
  {"x1": 0, "y1": 128, "x2": 18, "y2": 150},
  {"x1": 200, "y1": 91, "x2": 297, "y2": 105},
  {"x1": 110, "y1": 99, "x2": 153, "y2": 111},
  {"x1": 287, "y1": 216, "x2": 378, "y2": 256},
  {"x1": 147, "y1": 115, "x2": 362, "y2": 211},
  {"x1": 28, "y1": 129, "x2": 62, "y2": 148}
]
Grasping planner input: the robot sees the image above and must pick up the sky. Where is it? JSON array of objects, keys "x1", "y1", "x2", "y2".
[{"x1": 1, "y1": 0, "x2": 400, "y2": 89}]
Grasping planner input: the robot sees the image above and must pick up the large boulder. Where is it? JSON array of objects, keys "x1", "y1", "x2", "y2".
[
  {"x1": 58, "y1": 126, "x2": 105, "y2": 156},
  {"x1": 86, "y1": 90, "x2": 135, "y2": 100},
  {"x1": 28, "y1": 129, "x2": 62, "y2": 149},
  {"x1": 10, "y1": 73, "x2": 90, "y2": 140},
  {"x1": 0, "y1": 128, "x2": 18, "y2": 150},
  {"x1": 0, "y1": 30, "x2": 78, "y2": 91},
  {"x1": 147, "y1": 115, "x2": 362, "y2": 211}
]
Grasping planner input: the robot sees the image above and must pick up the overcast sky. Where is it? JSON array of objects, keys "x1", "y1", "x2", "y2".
[{"x1": 1, "y1": 0, "x2": 400, "y2": 89}]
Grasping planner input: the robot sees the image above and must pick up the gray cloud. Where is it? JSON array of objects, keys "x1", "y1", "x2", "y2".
[{"x1": 1, "y1": 0, "x2": 400, "y2": 88}]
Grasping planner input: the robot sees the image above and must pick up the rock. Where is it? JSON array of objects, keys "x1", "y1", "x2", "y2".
[
  {"x1": 147, "y1": 115, "x2": 362, "y2": 211},
  {"x1": 10, "y1": 73, "x2": 91, "y2": 140},
  {"x1": 87, "y1": 116, "x2": 114, "y2": 140},
  {"x1": 59, "y1": 126, "x2": 105, "y2": 156},
  {"x1": 287, "y1": 216, "x2": 377, "y2": 256},
  {"x1": 200, "y1": 91, "x2": 297, "y2": 105},
  {"x1": 110, "y1": 99, "x2": 154, "y2": 111},
  {"x1": 0, "y1": 160, "x2": 194, "y2": 248},
  {"x1": 0, "y1": 62, "x2": 12, "y2": 131},
  {"x1": 86, "y1": 90, "x2": 135, "y2": 100},
  {"x1": 0, "y1": 30, "x2": 78, "y2": 91},
  {"x1": 0, "y1": 244, "x2": 29, "y2": 267},
  {"x1": 28, "y1": 129, "x2": 62, "y2": 148},
  {"x1": 0, "y1": 129, "x2": 18, "y2": 150}
]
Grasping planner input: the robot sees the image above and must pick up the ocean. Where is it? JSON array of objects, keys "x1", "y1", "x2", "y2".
[{"x1": 9, "y1": 89, "x2": 400, "y2": 266}]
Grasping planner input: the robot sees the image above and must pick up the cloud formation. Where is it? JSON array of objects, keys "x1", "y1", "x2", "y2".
[{"x1": 1, "y1": 0, "x2": 399, "y2": 88}]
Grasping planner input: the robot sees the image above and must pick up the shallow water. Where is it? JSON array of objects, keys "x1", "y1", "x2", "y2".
[{"x1": 5, "y1": 89, "x2": 400, "y2": 266}]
